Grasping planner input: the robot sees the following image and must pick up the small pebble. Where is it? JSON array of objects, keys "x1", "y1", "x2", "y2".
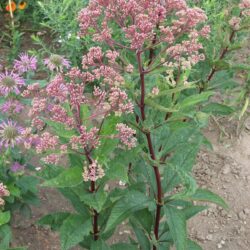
[{"x1": 206, "y1": 234, "x2": 213, "y2": 241}]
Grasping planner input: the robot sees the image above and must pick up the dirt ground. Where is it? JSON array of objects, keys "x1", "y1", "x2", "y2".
[{"x1": 189, "y1": 119, "x2": 250, "y2": 250}]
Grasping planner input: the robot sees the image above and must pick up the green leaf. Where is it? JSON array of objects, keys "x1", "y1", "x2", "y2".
[
  {"x1": 42, "y1": 167, "x2": 83, "y2": 188},
  {"x1": 158, "y1": 124, "x2": 199, "y2": 158},
  {"x1": 90, "y1": 240, "x2": 111, "y2": 250},
  {"x1": 7, "y1": 185, "x2": 21, "y2": 198},
  {"x1": 202, "y1": 103, "x2": 234, "y2": 115},
  {"x1": 213, "y1": 60, "x2": 230, "y2": 70},
  {"x1": 37, "y1": 212, "x2": 71, "y2": 231},
  {"x1": 239, "y1": 97, "x2": 249, "y2": 120},
  {"x1": 189, "y1": 189, "x2": 228, "y2": 210},
  {"x1": 45, "y1": 120, "x2": 77, "y2": 139},
  {"x1": 60, "y1": 214, "x2": 92, "y2": 250},
  {"x1": 106, "y1": 161, "x2": 128, "y2": 183},
  {"x1": 80, "y1": 104, "x2": 90, "y2": 122},
  {"x1": 60, "y1": 187, "x2": 90, "y2": 216},
  {"x1": 68, "y1": 153, "x2": 84, "y2": 168},
  {"x1": 231, "y1": 63, "x2": 250, "y2": 71},
  {"x1": 0, "y1": 211, "x2": 10, "y2": 226},
  {"x1": 105, "y1": 191, "x2": 153, "y2": 232},
  {"x1": 94, "y1": 116, "x2": 119, "y2": 161},
  {"x1": 187, "y1": 239, "x2": 202, "y2": 250},
  {"x1": 16, "y1": 176, "x2": 39, "y2": 194},
  {"x1": 164, "y1": 205, "x2": 187, "y2": 250},
  {"x1": 79, "y1": 189, "x2": 107, "y2": 213},
  {"x1": 182, "y1": 205, "x2": 207, "y2": 220},
  {"x1": 0, "y1": 224, "x2": 11, "y2": 249},
  {"x1": 130, "y1": 219, "x2": 151, "y2": 250},
  {"x1": 111, "y1": 243, "x2": 138, "y2": 250},
  {"x1": 163, "y1": 147, "x2": 199, "y2": 199},
  {"x1": 145, "y1": 99, "x2": 178, "y2": 113},
  {"x1": 179, "y1": 91, "x2": 214, "y2": 109},
  {"x1": 133, "y1": 209, "x2": 153, "y2": 234},
  {"x1": 209, "y1": 70, "x2": 237, "y2": 90}
]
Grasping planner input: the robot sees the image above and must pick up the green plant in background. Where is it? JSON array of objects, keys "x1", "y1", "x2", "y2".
[
  {"x1": 190, "y1": 0, "x2": 250, "y2": 130},
  {"x1": 0, "y1": 0, "x2": 43, "y2": 64},
  {"x1": 30, "y1": 0, "x2": 90, "y2": 66},
  {"x1": 0, "y1": 54, "x2": 40, "y2": 250}
]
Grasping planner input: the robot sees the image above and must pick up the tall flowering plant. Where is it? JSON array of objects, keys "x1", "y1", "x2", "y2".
[
  {"x1": 0, "y1": 54, "x2": 39, "y2": 249},
  {"x1": 76, "y1": 0, "x2": 229, "y2": 249},
  {"x1": 27, "y1": 0, "x2": 248, "y2": 249},
  {"x1": 25, "y1": 49, "x2": 138, "y2": 249}
]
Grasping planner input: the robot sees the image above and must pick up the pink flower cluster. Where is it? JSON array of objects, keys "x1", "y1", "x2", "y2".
[
  {"x1": 240, "y1": 0, "x2": 250, "y2": 9},
  {"x1": 50, "y1": 105, "x2": 75, "y2": 128},
  {"x1": 79, "y1": 126, "x2": 100, "y2": 148},
  {"x1": 109, "y1": 87, "x2": 134, "y2": 116},
  {"x1": 229, "y1": 17, "x2": 241, "y2": 30},
  {"x1": 35, "y1": 132, "x2": 59, "y2": 153},
  {"x1": 82, "y1": 160, "x2": 105, "y2": 182},
  {"x1": 46, "y1": 74, "x2": 68, "y2": 102},
  {"x1": 78, "y1": 0, "x2": 208, "y2": 50},
  {"x1": 82, "y1": 47, "x2": 124, "y2": 85},
  {"x1": 21, "y1": 127, "x2": 39, "y2": 149},
  {"x1": 42, "y1": 154, "x2": 60, "y2": 165},
  {"x1": 116, "y1": 123, "x2": 137, "y2": 149},
  {"x1": 0, "y1": 183, "x2": 10, "y2": 206},
  {"x1": 239, "y1": 0, "x2": 250, "y2": 16},
  {"x1": 25, "y1": 48, "x2": 136, "y2": 181},
  {"x1": 31, "y1": 118, "x2": 45, "y2": 131},
  {"x1": 29, "y1": 97, "x2": 47, "y2": 116},
  {"x1": 22, "y1": 82, "x2": 41, "y2": 98}
]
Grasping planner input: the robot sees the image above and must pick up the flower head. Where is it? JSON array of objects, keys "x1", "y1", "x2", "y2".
[
  {"x1": 239, "y1": 0, "x2": 250, "y2": 9},
  {"x1": 44, "y1": 54, "x2": 70, "y2": 72},
  {"x1": 42, "y1": 154, "x2": 60, "y2": 165},
  {"x1": 0, "y1": 120, "x2": 24, "y2": 149},
  {"x1": 82, "y1": 160, "x2": 105, "y2": 182},
  {"x1": 0, "y1": 100, "x2": 24, "y2": 114},
  {"x1": 0, "y1": 71, "x2": 25, "y2": 96},
  {"x1": 0, "y1": 183, "x2": 10, "y2": 207},
  {"x1": 35, "y1": 132, "x2": 59, "y2": 153},
  {"x1": 11, "y1": 162, "x2": 25, "y2": 172},
  {"x1": 151, "y1": 87, "x2": 160, "y2": 96},
  {"x1": 6, "y1": 1, "x2": 16, "y2": 12},
  {"x1": 14, "y1": 53, "x2": 37, "y2": 74},
  {"x1": 229, "y1": 17, "x2": 241, "y2": 30},
  {"x1": 78, "y1": 0, "x2": 207, "y2": 50},
  {"x1": 0, "y1": 183, "x2": 10, "y2": 197},
  {"x1": 116, "y1": 123, "x2": 137, "y2": 149},
  {"x1": 18, "y1": 1, "x2": 27, "y2": 10}
]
